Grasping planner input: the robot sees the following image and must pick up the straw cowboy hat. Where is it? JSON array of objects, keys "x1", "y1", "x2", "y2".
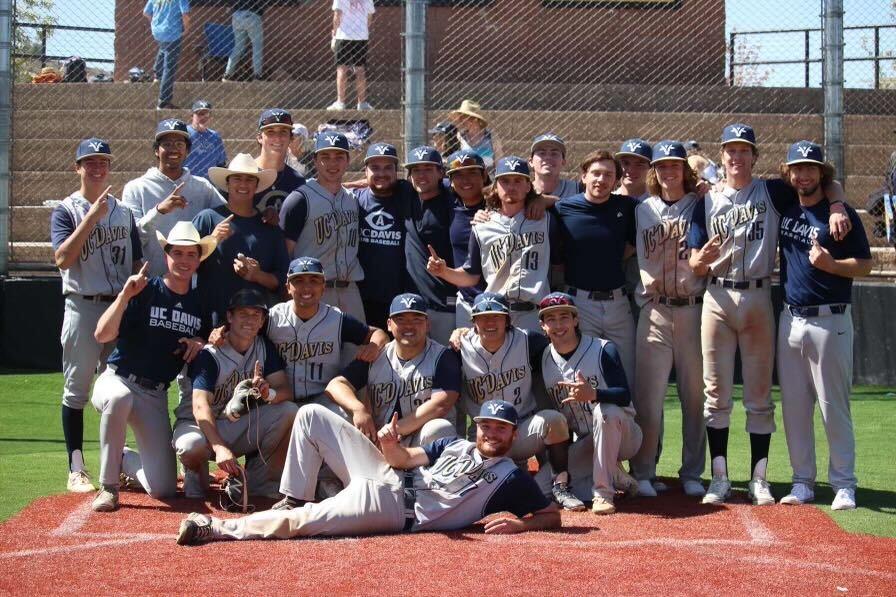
[
  {"x1": 207, "y1": 153, "x2": 277, "y2": 193},
  {"x1": 155, "y1": 221, "x2": 217, "y2": 262},
  {"x1": 450, "y1": 99, "x2": 488, "y2": 126}
]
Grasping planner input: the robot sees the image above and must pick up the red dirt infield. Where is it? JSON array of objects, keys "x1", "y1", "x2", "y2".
[{"x1": 1, "y1": 488, "x2": 895, "y2": 595}]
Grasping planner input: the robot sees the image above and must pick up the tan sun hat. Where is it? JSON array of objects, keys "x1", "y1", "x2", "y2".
[
  {"x1": 450, "y1": 99, "x2": 488, "y2": 126},
  {"x1": 155, "y1": 221, "x2": 217, "y2": 262},
  {"x1": 207, "y1": 153, "x2": 277, "y2": 194}
]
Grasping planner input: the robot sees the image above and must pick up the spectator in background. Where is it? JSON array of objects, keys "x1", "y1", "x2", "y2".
[
  {"x1": 429, "y1": 122, "x2": 461, "y2": 162},
  {"x1": 450, "y1": 100, "x2": 501, "y2": 170},
  {"x1": 222, "y1": 0, "x2": 267, "y2": 82},
  {"x1": 184, "y1": 100, "x2": 226, "y2": 180},
  {"x1": 327, "y1": 0, "x2": 375, "y2": 111},
  {"x1": 685, "y1": 140, "x2": 720, "y2": 185},
  {"x1": 144, "y1": 0, "x2": 190, "y2": 110},
  {"x1": 286, "y1": 123, "x2": 315, "y2": 178}
]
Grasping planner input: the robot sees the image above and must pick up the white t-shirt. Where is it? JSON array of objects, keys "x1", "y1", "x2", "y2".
[{"x1": 333, "y1": 0, "x2": 375, "y2": 40}]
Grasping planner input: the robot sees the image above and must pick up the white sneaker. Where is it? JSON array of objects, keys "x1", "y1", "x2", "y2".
[
  {"x1": 682, "y1": 480, "x2": 706, "y2": 497},
  {"x1": 326, "y1": 100, "x2": 346, "y2": 111},
  {"x1": 591, "y1": 495, "x2": 616, "y2": 515},
  {"x1": 831, "y1": 487, "x2": 857, "y2": 511},
  {"x1": 637, "y1": 479, "x2": 657, "y2": 497},
  {"x1": 702, "y1": 475, "x2": 731, "y2": 504},
  {"x1": 780, "y1": 483, "x2": 814, "y2": 505},
  {"x1": 67, "y1": 469, "x2": 96, "y2": 493},
  {"x1": 356, "y1": 101, "x2": 373, "y2": 110},
  {"x1": 748, "y1": 478, "x2": 775, "y2": 505}
]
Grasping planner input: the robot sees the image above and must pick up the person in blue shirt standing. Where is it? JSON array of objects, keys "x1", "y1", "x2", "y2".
[
  {"x1": 90, "y1": 221, "x2": 215, "y2": 512},
  {"x1": 183, "y1": 100, "x2": 226, "y2": 180},
  {"x1": 775, "y1": 141, "x2": 872, "y2": 512},
  {"x1": 143, "y1": 0, "x2": 190, "y2": 110}
]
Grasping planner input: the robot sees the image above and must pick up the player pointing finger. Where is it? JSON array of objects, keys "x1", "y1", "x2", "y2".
[
  {"x1": 86, "y1": 185, "x2": 113, "y2": 220},
  {"x1": 426, "y1": 244, "x2": 446, "y2": 276},
  {"x1": 157, "y1": 182, "x2": 188, "y2": 215},
  {"x1": 377, "y1": 412, "x2": 401, "y2": 445},
  {"x1": 558, "y1": 371, "x2": 597, "y2": 404},
  {"x1": 212, "y1": 214, "x2": 235, "y2": 243},
  {"x1": 121, "y1": 261, "x2": 150, "y2": 299}
]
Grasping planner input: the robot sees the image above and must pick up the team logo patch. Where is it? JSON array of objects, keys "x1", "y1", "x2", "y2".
[
  {"x1": 399, "y1": 296, "x2": 416, "y2": 308},
  {"x1": 730, "y1": 126, "x2": 748, "y2": 137},
  {"x1": 414, "y1": 148, "x2": 428, "y2": 160},
  {"x1": 796, "y1": 145, "x2": 813, "y2": 157},
  {"x1": 485, "y1": 402, "x2": 503, "y2": 415},
  {"x1": 324, "y1": 134, "x2": 340, "y2": 145},
  {"x1": 626, "y1": 141, "x2": 642, "y2": 151},
  {"x1": 504, "y1": 158, "x2": 521, "y2": 170},
  {"x1": 88, "y1": 141, "x2": 104, "y2": 152},
  {"x1": 163, "y1": 120, "x2": 179, "y2": 130},
  {"x1": 373, "y1": 144, "x2": 390, "y2": 155},
  {"x1": 658, "y1": 144, "x2": 674, "y2": 156}
]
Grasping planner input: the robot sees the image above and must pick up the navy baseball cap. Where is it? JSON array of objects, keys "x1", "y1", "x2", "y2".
[
  {"x1": 364, "y1": 142, "x2": 399, "y2": 163},
  {"x1": 287, "y1": 256, "x2": 325, "y2": 279},
  {"x1": 530, "y1": 133, "x2": 566, "y2": 156},
  {"x1": 428, "y1": 121, "x2": 457, "y2": 136},
  {"x1": 155, "y1": 118, "x2": 189, "y2": 141},
  {"x1": 315, "y1": 131, "x2": 350, "y2": 154},
  {"x1": 389, "y1": 293, "x2": 429, "y2": 317},
  {"x1": 650, "y1": 140, "x2": 688, "y2": 164},
  {"x1": 471, "y1": 292, "x2": 510, "y2": 317},
  {"x1": 404, "y1": 145, "x2": 443, "y2": 168},
  {"x1": 228, "y1": 288, "x2": 268, "y2": 312},
  {"x1": 615, "y1": 138, "x2": 653, "y2": 162},
  {"x1": 473, "y1": 400, "x2": 519, "y2": 427},
  {"x1": 76, "y1": 137, "x2": 113, "y2": 162},
  {"x1": 721, "y1": 123, "x2": 756, "y2": 147},
  {"x1": 786, "y1": 140, "x2": 824, "y2": 166},
  {"x1": 258, "y1": 108, "x2": 293, "y2": 130},
  {"x1": 191, "y1": 99, "x2": 212, "y2": 113},
  {"x1": 494, "y1": 156, "x2": 531, "y2": 180},
  {"x1": 446, "y1": 150, "x2": 487, "y2": 174},
  {"x1": 538, "y1": 292, "x2": 578, "y2": 317}
]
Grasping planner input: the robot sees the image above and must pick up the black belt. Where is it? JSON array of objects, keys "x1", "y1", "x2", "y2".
[
  {"x1": 786, "y1": 303, "x2": 848, "y2": 318},
  {"x1": 325, "y1": 280, "x2": 351, "y2": 288},
  {"x1": 508, "y1": 301, "x2": 535, "y2": 312},
  {"x1": 113, "y1": 368, "x2": 169, "y2": 392},
  {"x1": 657, "y1": 295, "x2": 703, "y2": 307},
  {"x1": 567, "y1": 286, "x2": 629, "y2": 301},
  {"x1": 711, "y1": 277, "x2": 766, "y2": 290},
  {"x1": 402, "y1": 471, "x2": 416, "y2": 531},
  {"x1": 70, "y1": 293, "x2": 116, "y2": 303}
]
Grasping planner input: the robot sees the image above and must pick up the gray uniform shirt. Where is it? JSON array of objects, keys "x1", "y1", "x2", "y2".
[{"x1": 460, "y1": 327, "x2": 537, "y2": 420}]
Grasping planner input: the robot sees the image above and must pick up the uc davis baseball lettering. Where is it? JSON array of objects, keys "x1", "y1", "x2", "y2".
[
  {"x1": 276, "y1": 340, "x2": 335, "y2": 362},
  {"x1": 361, "y1": 209, "x2": 402, "y2": 246},
  {"x1": 149, "y1": 305, "x2": 202, "y2": 334},
  {"x1": 465, "y1": 366, "x2": 527, "y2": 404},
  {"x1": 370, "y1": 374, "x2": 433, "y2": 410},
  {"x1": 709, "y1": 200, "x2": 767, "y2": 238},
  {"x1": 314, "y1": 209, "x2": 359, "y2": 246},
  {"x1": 427, "y1": 453, "x2": 499, "y2": 493},
  {"x1": 780, "y1": 214, "x2": 819, "y2": 244},
  {"x1": 80, "y1": 225, "x2": 130, "y2": 261},
  {"x1": 641, "y1": 219, "x2": 688, "y2": 259},
  {"x1": 488, "y1": 231, "x2": 545, "y2": 269}
]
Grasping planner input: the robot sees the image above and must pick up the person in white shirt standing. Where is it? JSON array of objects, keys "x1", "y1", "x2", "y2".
[{"x1": 327, "y1": 0, "x2": 375, "y2": 111}]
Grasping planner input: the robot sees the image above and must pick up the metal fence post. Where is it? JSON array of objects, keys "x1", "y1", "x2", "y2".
[
  {"x1": 0, "y1": 0, "x2": 11, "y2": 275},
  {"x1": 822, "y1": 0, "x2": 844, "y2": 181},
  {"x1": 403, "y1": 0, "x2": 426, "y2": 155}
]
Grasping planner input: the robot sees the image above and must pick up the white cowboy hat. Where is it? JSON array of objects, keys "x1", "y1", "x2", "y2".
[
  {"x1": 207, "y1": 153, "x2": 277, "y2": 194},
  {"x1": 450, "y1": 99, "x2": 488, "y2": 126},
  {"x1": 155, "y1": 221, "x2": 217, "y2": 262}
]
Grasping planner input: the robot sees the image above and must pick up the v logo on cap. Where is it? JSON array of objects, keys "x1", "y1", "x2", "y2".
[
  {"x1": 505, "y1": 158, "x2": 521, "y2": 170},
  {"x1": 88, "y1": 141, "x2": 104, "y2": 151},
  {"x1": 658, "y1": 144, "x2": 673, "y2": 155},
  {"x1": 730, "y1": 126, "x2": 748, "y2": 137},
  {"x1": 797, "y1": 145, "x2": 813, "y2": 157}
]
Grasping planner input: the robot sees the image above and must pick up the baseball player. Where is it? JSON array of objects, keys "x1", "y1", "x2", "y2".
[
  {"x1": 455, "y1": 292, "x2": 581, "y2": 510},
  {"x1": 687, "y1": 123, "x2": 852, "y2": 505},
  {"x1": 266, "y1": 256, "x2": 388, "y2": 405},
  {"x1": 529, "y1": 134, "x2": 581, "y2": 198},
  {"x1": 89, "y1": 221, "x2": 215, "y2": 512},
  {"x1": 551, "y1": 150, "x2": 637, "y2": 388},
  {"x1": 775, "y1": 141, "x2": 871, "y2": 510},
  {"x1": 427, "y1": 156, "x2": 555, "y2": 333},
  {"x1": 122, "y1": 118, "x2": 226, "y2": 276},
  {"x1": 176, "y1": 399, "x2": 561, "y2": 544},
  {"x1": 252, "y1": 108, "x2": 307, "y2": 222},
  {"x1": 325, "y1": 293, "x2": 459, "y2": 447},
  {"x1": 280, "y1": 131, "x2": 365, "y2": 322},
  {"x1": 51, "y1": 138, "x2": 142, "y2": 493},
  {"x1": 615, "y1": 139, "x2": 653, "y2": 203},
  {"x1": 183, "y1": 100, "x2": 227, "y2": 180},
  {"x1": 629, "y1": 141, "x2": 707, "y2": 499},
  {"x1": 538, "y1": 293, "x2": 641, "y2": 514},
  {"x1": 174, "y1": 289, "x2": 298, "y2": 499}
]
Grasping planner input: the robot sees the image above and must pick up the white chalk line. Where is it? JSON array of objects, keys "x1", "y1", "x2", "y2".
[
  {"x1": 0, "y1": 534, "x2": 174, "y2": 559},
  {"x1": 50, "y1": 501, "x2": 93, "y2": 537}
]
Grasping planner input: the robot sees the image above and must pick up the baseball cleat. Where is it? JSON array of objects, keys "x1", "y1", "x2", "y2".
[
  {"x1": 780, "y1": 483, "x2": 814, "y2": 505},
  {"x1": 177, "y1": 513, "x2": 215, "y2": 545},
  {"x1": 271, "y1": 496, "x2": 304, "y2": 511},
  {"x1": 552, "y1": 482, "x2": 586, "y2": 511},
  {"x1": 613, "y1": 465, "x2": 640, "y2": 497},
  {"x1": 91, "y1": 487, "x2": 119, "y2": 512},
  {"x1": 683, "y1": 480, "x2": 706, "y2": 497},
  {"x1": 748, "y1": 478, "x2": 775, "y2": 505},
  {"x1": 702, "y1": 475, "x2": 731, "y2": 505},
  {"x1": 831, "y1": 488, "x2": 857, "y2": 511},
  {"x1": 67, "y1": 470, "x2": 96, "y2": 493},
  {"x1": 591, "y1": 496, "x2": 616, "y2": 515},
  {"x1": 636, "y1": 479, "x2": 657, "y2": 498}
]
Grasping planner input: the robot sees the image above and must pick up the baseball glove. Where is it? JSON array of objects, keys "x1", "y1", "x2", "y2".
[
  {"x1": 219, "y1": 466, "x2": 251, "y2": 513},
  {"x1": 223, "y1": 379, "x2": 264, "y2": 422}
]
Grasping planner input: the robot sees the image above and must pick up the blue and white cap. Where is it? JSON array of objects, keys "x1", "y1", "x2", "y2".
[
  {"x1": 155, "y1": 118, "x2": 190, "y2": 141},
  {"x1": 314, "y1": 131, "x2": 350, "y2": 154},
  {"x1": 258, "y1": 108, "x2": 293, "y2": 130},
  {"x1": 650, "y1": 140, "x2": 688, "y2": 164},
  {"x1": 473, "y1": 400, "x2": 519, "y2": 427},
  {"x1": 365, "y1": 142, "x2": 399, "y2": 163},
  {"x1": 721, "y1": 123, "x2": 756, "y2": 147},
  {"x1": 389, "y1": 293, "x2": 429, "y2": 317},
  {"x1": 494, "y1": 156, "x2": 531, "y2": 180},
  {"x1": 615, "y1": 138, "x2": 653, "y2": 162},
  {"x1": 191, "y1": 99, "x2": 212, "y2": 113},
  {"x1": 76, "y1": 137, "x2": 113, "y2": 162},
  {"x1": 530, "y1": 133, "x2": 566, "y2": 156},
  {"x1": 404, "y1": 145, "x2": 443, "y2": 168},
  {"x1": 287, "y1": 256, "x2": 325, "y2": 279},
  {"x1": 786, "y1": 140, "x2": 824, "y2": 166},
  {"x1": 471, "y1": 292, "x2": 510, "y2": 317}
]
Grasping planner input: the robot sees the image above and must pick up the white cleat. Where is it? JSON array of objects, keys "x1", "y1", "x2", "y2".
[
  {"x1": 748, "y1": 478, "x2": 775, "y2": 505},
  {"x1": 702, "y1": 475, "x2": 731, "y2": 505},
  {"x1": 67, "y1": 469, "x2": 96, "y2": 493},
  {"x1": 780, "y1": 482, "x2": 814, "y2": 505}
]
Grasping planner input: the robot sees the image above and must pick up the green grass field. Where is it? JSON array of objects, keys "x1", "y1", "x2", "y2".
[{"x1": 1, "y1": 372, "x2": 894, "y2": 536}]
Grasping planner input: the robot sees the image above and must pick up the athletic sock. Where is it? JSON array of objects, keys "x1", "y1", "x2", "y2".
[
  {"x1": 750, "y1": 433, "x2": 771, "y2": 479},
  {"x1": 706, "y1": 426, "x2": 729, "y2": 478},
  {"x1": 62, "y1": 405, "x2": 84, "y2": 471}
]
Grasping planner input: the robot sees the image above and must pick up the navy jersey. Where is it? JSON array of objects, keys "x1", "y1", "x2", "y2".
[
  {"x1": 778, "y1": 199, "x2": 870, "y2": 306},
  {"x1": 449, "y1": 193, "x2": 486, "y2": 303},
  {"x1": 107, "y1": 277, "x2": 211, "y2": 384},
  {"x1": 193, "y1": 205, "x2": 290, "y2": 321},
  {"x1": 249, "y1": 164, "x2": 305, "y2": 215},
  {"x1": 357, "y1": 186, "x2": 410, "y2": 303},
  {"x1": 553, "y1": 193, "x2": 636, "y2": 291},
  {"x1": 403, "y1": 182, "x2": 458, "y2": 311}
]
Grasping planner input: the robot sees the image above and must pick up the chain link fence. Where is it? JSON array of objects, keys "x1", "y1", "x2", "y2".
[{"x1": 5, "y1": 0, "x2": 896, "y2": 270}]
